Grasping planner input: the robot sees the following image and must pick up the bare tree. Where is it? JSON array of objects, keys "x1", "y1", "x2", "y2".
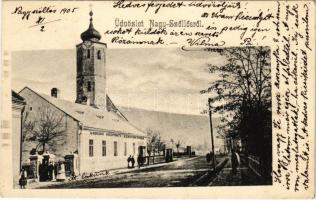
[
  {"x1": 155, "y1": 136, "x2": 165, "y2": 155},
  {"x1": 146, "y1": 129, "x2": 165, "y2": 156},
  {"x1": 146, "y1": 129, "x2": 158, "y2": 156},
  {"x1": 175, "y1": 140, "x2": 182, "y2": 153},
  {"x1": 29, "y1": 106, "x2": 66, "y2": 152},
  {"x1": 201, "y1": 47, "x2": 271, "y2": 161}
]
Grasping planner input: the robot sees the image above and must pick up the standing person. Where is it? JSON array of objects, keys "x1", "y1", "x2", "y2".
[
  {"x1": 236, "y1": 150, "x2": 240, "y2": 167},
  {"x1": 137, "y1": 155, "x2": 142, "y2": 168},
  {"x1": 206, "y1": 153, "x2": 210, "y2": 163},
  {"x1": 54, "y1": 163, "x2": 58, "y2": 179},
  {"x1": 127, "y1": 155, "x2": 131, "y2": 168},
  {"x1": 18, "y1": 169, "x2": 27, "y2": 189},
  {"x1": 38, "y1": 162, "x2": 44, "y2": 182},
  {"x1": 48, "y1": 161, "x2": 54, "y2": 180},
  {"x1": 56, "y1": 162, "x2": 66, "y2": 181},
  {"x1": 131, "y1": 156, "x2": 135, "y2": 168},
  {"x1": 41, "y1": 160, "x2": 48, "y2": 181},
  {"x1": 231, "y1": 149, "x2": 239, "y2": 175}
]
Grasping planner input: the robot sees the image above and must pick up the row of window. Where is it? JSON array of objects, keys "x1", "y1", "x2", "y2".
[
  {"x1": 88, "y1": 139, "x2": 136, "y2": 157},
  {"x1": 86, "y1": 49, "x2": 102, "y2": 59}
]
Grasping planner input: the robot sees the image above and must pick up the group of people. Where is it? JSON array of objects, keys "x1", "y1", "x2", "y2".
[
  {"x1": 39, "y1": 160, "x2": 66, "y2": 181},
  {"x1": 39, "y1": 160, "x2": 56, "y2": 181},
  {"x1": 127, "y1": 155, "x2": 136, "y2": 168},
  {"x1": 127, "y1": 155, "x2": 145, "y2": 168},
  {"x1": 18, "y1": 160, "x2": 67, "y2": 189}
]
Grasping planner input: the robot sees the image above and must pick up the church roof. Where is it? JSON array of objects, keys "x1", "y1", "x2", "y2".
[
  {"x1": 19, "y1": 87, "x2": 146, "y2": 138},
  {"x1": 80, "y1": 11, "x2": 101, "y2": 42}
]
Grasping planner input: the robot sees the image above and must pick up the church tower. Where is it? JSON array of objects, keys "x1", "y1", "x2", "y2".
[{"x1": 76, "y1": 10, "x2": 107, "y2": 108}]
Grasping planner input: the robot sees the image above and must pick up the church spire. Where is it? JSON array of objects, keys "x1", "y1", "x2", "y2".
[
  {"x1": 76, "y1": 6, "x2": 107, "y2": 108},
  {"x1": 80, "y1": 8, "x2": 101, "y2": 42},
  {"x1": 89, "y1": 10, "x2": 94, "y2": 29}
]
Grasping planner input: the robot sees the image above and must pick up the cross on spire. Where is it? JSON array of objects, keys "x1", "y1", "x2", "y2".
[
  {"x1": 80, "y1": 4, "x2": 101, "y2": 41},
  {"x1": 89, "y1": 4, "x2": 93, "y2": 21}
]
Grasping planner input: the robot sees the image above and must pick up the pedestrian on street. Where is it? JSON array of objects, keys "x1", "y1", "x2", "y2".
[
  {"x1": 40, "y1": 160, "x2": 49, "y2": 181},
  {"x1": 48, "y1": 161, "x2": 54, "y2": 180},
  {"x1": 38, "y1": 162, "x2": 44, "y2": 181},
  {"x1": 127, "y1": 155, "x2": 132, "y2": 168},
  {"x1": 137, "y1": 155, "x2": 142, "y2": 168},
  {"x1": 231, "y1": 149, "x2": 240, "y2": 175},
  {"x1": 131, "y1": 156, "x2": 135, "y2": 168},
  {"x1": 56, "y1": 162, "x2": 66, "y2": 181},
  {"x1": 18, "y1": 169, "x2": 27, "y2": 189},
  {"x1": 206, "y1": 153, "x2": 211, "y2": 163},
  {"x1": 54, "y1": 163, "x2": 58, "y2": 178}
]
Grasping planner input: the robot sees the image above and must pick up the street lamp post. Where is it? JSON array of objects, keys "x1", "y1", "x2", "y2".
[{"x1": 208, "y1": 98, "x2": 216, "y2": 172}]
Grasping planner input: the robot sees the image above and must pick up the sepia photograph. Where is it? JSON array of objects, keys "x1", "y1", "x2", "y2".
[
  {"x1": 1, "y1": 0, "x2": 314, "y2": 198},
  {"x1": 11, "y1": 8, "x2": 272, "y2": 189}
]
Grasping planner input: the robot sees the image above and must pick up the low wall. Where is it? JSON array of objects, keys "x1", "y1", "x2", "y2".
[{"x1": 80, "y1": 156, "x2": 131, "y2": 173}]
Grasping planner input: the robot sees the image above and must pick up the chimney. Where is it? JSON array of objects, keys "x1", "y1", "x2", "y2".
[{"x1": 51, "y1": 88, "x2": 59, "y2": 98}]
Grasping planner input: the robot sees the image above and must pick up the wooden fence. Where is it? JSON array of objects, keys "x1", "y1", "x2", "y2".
[
  {"x1": 144, "y1": 155, "x2": 166, "y2": 165},
  {"x1": 247, "y1": 155, "x2": 263, "y2": 178}
]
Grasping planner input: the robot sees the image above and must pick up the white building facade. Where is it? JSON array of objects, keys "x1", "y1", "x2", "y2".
[{"x1": 79, "y1": 128, "x2": 146, "y2": 172}]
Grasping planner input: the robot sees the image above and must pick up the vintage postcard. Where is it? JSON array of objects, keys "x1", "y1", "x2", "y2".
[{"x1": 0, "y1": 0, "x2": 315, "y2": 198}]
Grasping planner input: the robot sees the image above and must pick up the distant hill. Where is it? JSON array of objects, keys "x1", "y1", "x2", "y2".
[{"x1": 119, "y1": 107, "x2": 225, "y2": 153}]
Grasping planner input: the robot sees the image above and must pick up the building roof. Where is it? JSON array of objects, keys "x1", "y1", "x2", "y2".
[
  {"x1": 12, "y1": 90, "x2": 25, "y2": 104},
  {"x1": 20, "y1": 87, "x2": 146, "y2": 138}
]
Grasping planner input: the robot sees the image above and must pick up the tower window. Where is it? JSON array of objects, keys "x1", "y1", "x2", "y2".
[
  {"x1": 87, "y1": 49, "x2": 90, "y2": 59},
  {"x1": 97, "y1": 50, "x2": 101, "y2": 59},
  {"x1": 87, "y1": 81, "x2": 92, "y2": 92}
]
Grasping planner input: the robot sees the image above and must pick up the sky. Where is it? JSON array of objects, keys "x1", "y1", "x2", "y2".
[
  {"x1": 12, "y1": 48, "x2": 227, "y2": 116},
  {"x1": 5, "y1": 1, "x2": 228, "y2": 116}
]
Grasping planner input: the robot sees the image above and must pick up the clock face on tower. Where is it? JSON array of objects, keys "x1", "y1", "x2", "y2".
[{"x1": 83, "y1": 40, "x2": 92, "y2": 48}]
